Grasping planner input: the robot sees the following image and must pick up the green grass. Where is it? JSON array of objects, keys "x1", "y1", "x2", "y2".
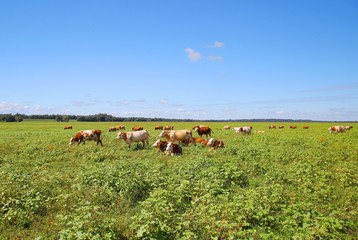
[{"x1": 0, "y1": 120, "x2": 357, "y2": 239}]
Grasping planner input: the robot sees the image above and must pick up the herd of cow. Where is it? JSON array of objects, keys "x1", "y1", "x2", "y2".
[{"x1": 65, "y1": 124, "x2": 353, "y2": 156}]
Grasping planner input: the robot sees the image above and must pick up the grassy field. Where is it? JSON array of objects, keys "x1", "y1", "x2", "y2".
[{"x1": 0, "y1": 120, "x2": 357, "y2": 239}]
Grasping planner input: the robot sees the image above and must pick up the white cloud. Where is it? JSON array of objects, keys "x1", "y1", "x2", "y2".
[
  {"x1": 208, "y1": 55, "x2": 223, "y2": 62},
  {"x1": 160, "y1": 99, "x2": 168, "y2": 104},
  {"x1": 185, "y1": 48, "x2": 202, "y2": 61},
  {"x1": 214, "y1": 41, "x2": 224, "y2": 48}
]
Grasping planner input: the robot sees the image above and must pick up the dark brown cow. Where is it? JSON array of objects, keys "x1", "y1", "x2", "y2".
[
  {"x1": 69, "y1": 130, "x2": 103, "y2": 146},
  {"x1": 290, "y1": 125, "x2": 297, "y2": 129},
  {"x1": 154, "y1": 125, "x2": 163, "y2": 130},
  {"x1": 64, "y1": 125, "x2": 72, "y2": 130},
  {"x1": 278, "y1": 126, "x2": 284, "y2": 129},
  {"x1": 193, "y1": 126, "x2": 213, "y2": 138},
  {"x1": 269, "y1": 125, "x2": 276, "y2": 129}
]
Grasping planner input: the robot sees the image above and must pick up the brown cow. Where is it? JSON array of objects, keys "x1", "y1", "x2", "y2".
[
  {"x1": 290, "y1": 125, "x2": 297, "y2": 129},
  {"x1": 131, "y1": 126, "x2": 144, "y2": 131},
  {"x1": 303, "y1": 126, "x2": 309, "y2": 129},
  {"x1": 278, "y1": 126, "x2": 284, "y2": 129},
  {"x1": 64, "y1": 125, "x2": 72, "y2": 130},
  {"x1": 269, "y1": 125, "x2": 276, "y2": 129},
  {"x1": 69, "y1": 130, "x2": 103, "y2": 146},
  {"x1": 154, "y1": 125, "x2": 163, "y2": 130},
  {"x1": 206, "y1": 138, "x2": 225, "y2": 149},
  {"x1": 193, "y1": 126, "x2": 213, "y2": 138},
  {"x1": 164, "y1": 126, "x2": 174, "y2": 130},
  {"x1": 159, "y1": 130, "x2": 194, "y2": 144}
]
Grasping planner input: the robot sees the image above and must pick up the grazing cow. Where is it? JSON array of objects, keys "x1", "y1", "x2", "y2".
[
  {"x1": 223, "y1": 126, "x2": 231, "y2": 130},
  {"x1": 290, "y1": 125, "x2": 297, "y2": 129},
  {"x1": 159, "y1": 130, "x2": 194, "y2": 144},
  {"x1": 233, "y1": 126, "x2": 252, "y2": 135},
  {"x1": 303, "y1": 126, "x2": 309, "y2": 129},
  {"x1": 154, "y1": 125, "x2": 163, "y2": 130},
  {"x1": 131, "y1": 126, "x2": 143, "y2": 131},
  {"x1": 278, "y1": 126, "x2": 284, "y2": 129},
  {"x1": 69, "y1": 130, "x2": 103, "y2": 146},
  {"x1": 64, "y1": 125, "x2": 72, "y2": 130},
  {"x1": 116, "y1": 130, "x2": 149, "y2": 148},
  {"x1": 193, "y1": 126, "x2": 214, "y2": 138},
  {"x1": 328, "y1": 126, "x2": 346, "y2": 134},
  {"x1": 108, "y1": 126, "x2": 118, "y2": 132},
  {"x1": 164, "y1": 126, "x2": 174, "y2": 130},
  {"x1": 345, "y1": 126, "x2": 353, "y2": 130},
  {"x1": 152, "y1": 139, "x2": 168, "y2": 152},
  {"x1": 165, "y1": 142, "x2": 183, "y2": 156},
  {"x1": 269, "y1": 125, "x2": 276, "y2": 129},
  {"x1": 206, "y1": 138, "x2": 225, "y2": 149}
]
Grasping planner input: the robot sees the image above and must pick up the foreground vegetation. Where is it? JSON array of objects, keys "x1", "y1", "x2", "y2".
[{"x1": 0, "y1": 121, "x2": 357, "y2": 239}]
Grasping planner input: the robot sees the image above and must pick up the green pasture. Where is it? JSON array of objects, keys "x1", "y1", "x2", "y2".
[{"x1": 0, "y1": 120, "x2": 357, "y2": 239}]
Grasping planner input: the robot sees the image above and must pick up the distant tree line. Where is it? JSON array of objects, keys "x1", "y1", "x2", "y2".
[{"x1": 0, "y1": 113, "x2": 356, "y2": 123}]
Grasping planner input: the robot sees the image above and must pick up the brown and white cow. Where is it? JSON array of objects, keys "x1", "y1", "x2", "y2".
[
  {"x1": 116, "y1": 130, "x2": 149, "y2": 149},
  {"x1": 233, "y1": 126, "x2": 252, "y2": 135},
  {"x1": 223, "y1": 126, "x2": 231, "y2": 130},
  {"x1": 269, "y1": 125, "x2": 277, "y2": 129},
  {"x1": 193, "y1": 126, "x2": 213, "y2": 138},
  {"x1": 345, "y1": 126, "x2": 353, "y2": 130},
  {"x1": 152, "y1": 139, "x2": 168, "y2": 152},
  {"x1": 165, "y1": 142, "x2": 183, "y2": 156},
  {"x1": 158, "y1": 130, "x2": 194, "y2": 144},
  {"x1": 64, "y1": 125, "x2": 73, "y2": 130},
  {"x1": 328, "y1": 126, "x2": 346, "y2": 134},
  {"x1": 69, "y1": 130, "x2": 103, "y2": 146},
  {"x1": 206, "y1": 138, "x2": 225, "y2": 149},
  {"x1": 164, "y1": 125, "x2": 174, "y2": 130}
]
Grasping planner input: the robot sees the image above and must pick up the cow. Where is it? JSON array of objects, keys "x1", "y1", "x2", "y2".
[
  {"x1": 164, "y1": 126, "x2": 174, "y2": 130},
  {"x1": 193, "y1": 126, "x2": 214, "y2": 138},
  {"x1": 269, "y1": 125, "x2": 276, "y2": 129},
  {"x1": 328, "y1": 126, "x2": 346, "y2": 134},
  {"x1": 131, "y1": 126, "x2": 143, "y2": 131},
  {"x1": 192, "y1": 125, "x2": 206, "y2": 130},
  {"x1": 69, "y1": 130, "x2": 103, "y2": 146},
  {"x1": 116, "y1": 130, "x2": 149, "y2": 148},
  {"x1": 345, "y1": 126, "x2": 353, "y2": 130},
  {"x1": 165, "y1": 142, "x2": 183, "y2": 156},
  {"x1": 223, "y1": 126, "x2": 231, "y2": 130},
  {"x1": 290, "y1": 125, "x2": 297, "y2": 129},
  {"x1": 154, "y1": 125, "x2": 163, "y2": 130},
  {"x1": 64, "y1": 125, "x2": 72, "y2": 130},
  {"x1": 233, "y1": 126, "x2": 252, "y2": 135},
  {"x1": 158, "y1": 130, "x2": 194, "y2": 144},
  {"x1": 206, "y1": 138, "x2": 225, "y2": 149},
  {"x1": 303, "y1": 126, "x2": 309, "y2": 129},
  {"x1": 108, "y1": 126, "x2": 118, "y2": 132},
  {"x1": 152, "y1": 139, "x2": 168, "y2": 152},
  {"x1": 278, "y1": 126, "x2": 284, "y2": 129},
  {"x1": 254, "y1": 130, "x2": 265, "y2": 134}
]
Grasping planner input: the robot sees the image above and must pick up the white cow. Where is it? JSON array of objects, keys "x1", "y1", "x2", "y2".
[{"x1": 116, "y1": 130, "x2": 149, "y2": 148}]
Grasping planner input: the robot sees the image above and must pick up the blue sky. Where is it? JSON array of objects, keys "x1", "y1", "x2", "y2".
[{"x1": 1, "y1": 1, "x2": 357, "y2": 121}]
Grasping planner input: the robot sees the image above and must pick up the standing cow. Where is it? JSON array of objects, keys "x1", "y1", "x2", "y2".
[
  {"x1": 69, "y1": 130, "x2": 103, "y2": 146},
  {"x1": 159, "y1": 130, "x2": 195, "y2": 144},
  {"x1": 116, "y1": 130, "x2": 149, "y2": 149},
  {"x1": 193, "y1": 126, "x2": 213, "y2": 138}
]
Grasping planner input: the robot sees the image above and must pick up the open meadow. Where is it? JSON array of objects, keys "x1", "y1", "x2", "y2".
[{"x1": 0, "y1": 120, "x2": 357, "y2": 239}]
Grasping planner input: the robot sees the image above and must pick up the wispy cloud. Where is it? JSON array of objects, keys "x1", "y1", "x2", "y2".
[
  {"x1": 208, "y1": 55, "x2": 223, "y2": 62},
  {"x1": 213, "y1": 41, "x2": 224, "y2": 48},
  {"x1": 185, "y1": 48, "x2": 202, "y2": 61}
]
